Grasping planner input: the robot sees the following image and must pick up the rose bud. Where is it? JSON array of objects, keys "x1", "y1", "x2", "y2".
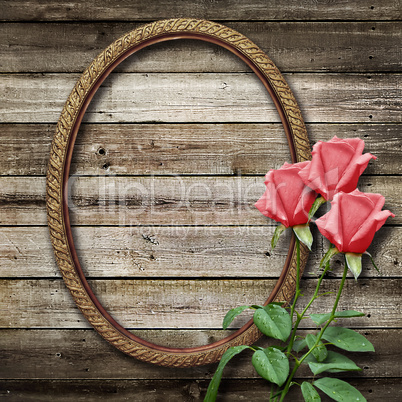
[
  {"x1": 255, "y1": 161, "x2": 317, "y2": 249},
  {"x1": 316, "y1": 189, "x2": 394, "y2": 278},
  {"x1": 298, "y1": 136, "x2": 376, "y2": 201}
]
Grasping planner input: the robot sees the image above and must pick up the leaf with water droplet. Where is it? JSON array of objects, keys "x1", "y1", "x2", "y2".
[
  {"x1": 222, "y1": 305, "x2": 250, "y2": 329},
  {"x1": 307, "y1": 351, "x2": 361, "y2": 375},
  {"x1": 253, "y1": 304, "x2": 292, "y2": 342},
  {"x1": 314, "y1": 378, "x2": 366, "y2": 401},
  {"x1": 306, "y1": 333, "x2": 328, "y2": 362},
  {"x1": 322, "y1": 327, "x2": 374, "y2": 352},
  {"x1": 252, "y1": 347, "x2": 289, "y2": 387},
  {"x1": 310, "y1": 310, "x2": 365, "y2": 326},
  {"x1": 301, "y1": 381, "x2": 321, "y2": 401}
]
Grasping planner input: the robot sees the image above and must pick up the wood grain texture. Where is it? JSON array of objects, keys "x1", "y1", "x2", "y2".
[
  {"x1": 0, "y1": 226, "x2": 400, "y2": 278},
  {"x1": 0, "y1": 176, "x2": 398, "y2": 225},
  {"x1": 0, "y1": 379, "x2": 400, "y2": 401},
  {"x1": 1, "y1": 123, "x2": 400, "y2": 176},
  {"x1": 0, "y1": 329, "x2": 400, "y2": 379},
  {"x1": 1, "y1": 278, "x2": 400, "y2": 329},
  {"x1": 1, "y1": 1, "x2": 401, "y2": 397},
  {"x1": 2, "y1": 22, "x2": 400, "y2": 73},
  {"x1": 0, "y1": 0, "x2": 400, "y2": 21},
  {"x1": 1, "y1": 73, "x2": 400, "y2": 123}
]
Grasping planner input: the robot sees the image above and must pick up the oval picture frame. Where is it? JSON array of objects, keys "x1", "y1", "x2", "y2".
[{"x1": 47, "y1": 18, "x2": 311, "y2": 368}]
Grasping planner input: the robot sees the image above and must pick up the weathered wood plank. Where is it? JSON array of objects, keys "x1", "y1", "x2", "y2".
[
  {"x1": 0, "y1": 378, "x2": 400, "y2": 401},
  {"x1": 1, "y1": 278, "x2": 400, "y2": 329},
  {"x1": 0, "y1": 176, "x2": 398, "y2": 225},
  {"x1": 0, "y1": 1, "x2": 399, "y2": 21},
  {"x1": 2, "y1": 123, "x2": 400, "y2": 176},
  {"x1": 2, "y1": 22, "x2": 400, "y2": 73},
  {"x1": 0, "y1": 329, "x2": 399, "y2": 379},
  {"x1": 0, "y1": 226, "x2": 400, "y2": 278},
  {"x1": 1, "y1": 73, "x2": 400, "y2": 123}
]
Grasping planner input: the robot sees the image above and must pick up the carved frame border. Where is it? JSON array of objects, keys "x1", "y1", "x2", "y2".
[{"x1": 46, "y1": 18, "x2": 311, "y2": 367}]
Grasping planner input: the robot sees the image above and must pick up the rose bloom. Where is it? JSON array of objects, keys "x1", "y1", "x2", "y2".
[
  {"x1": 316, "y1": 189, "x2": 394, "y2": 254},
  {"x1": 255, "y1": 161, "x2": 316, "y2": 227},
  {"x1": 298, "y1": 136, "x2": 376, "y2": 201}
]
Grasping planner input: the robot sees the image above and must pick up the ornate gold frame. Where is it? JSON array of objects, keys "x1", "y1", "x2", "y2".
[{"x1": 46, "y1": 18, "x2": 311, "y2": 368}]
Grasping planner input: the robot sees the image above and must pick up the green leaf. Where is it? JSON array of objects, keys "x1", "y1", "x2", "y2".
[
  {"x1": 308, "y1": 196, "x2": 327, "y2": 222},
  {"x1": 322, "y1": 327, "x2": 375, "y2": 352},
  {"x1": 251, "y1": 302, "x2": 284, "y2": 309},
  {"x1": 313, "y1": 378, "x2": 366, "y2": 402},
  {"x1": 345, "y1": 253, "x2": 363, "y2": 280},
  {"x1": 293, "y1": 224, "x2": 313, "y2": 251},
  {"x1": 253, "y1": 304, "x2": 292, "y2": 342},
  {"x1": 293, "y1": 338, "x2": 307, "y2": 353},
  {"x1": 252, "y1": 347, "x2": 289, "y2": 387},
  {"x1": 308, "y1": 351, "x2": 361, "y2": 375},
  {"x1": 306, "y1": 333, "x2": 328, "y2": 362},
  {"x1": 271, "y1": 224, "x2": 287, "y2": 249},
  {"x1": 222, "y1": 305, "x2": 250, "y2": 330},
  {"x1": 301, "y1": 352, "x2": 317, "y2": 364},
  {"x1": 320, "y1": 246, "x2": 339, "y2": 268},
  {"x1": 301, "y1": 381, "x2": 321, "y2": 401},
  {"x1": 204, "y1": 345, "x2": 250, "y2": 402},
  {"x1": 310, "y1": 310, "x2": 365, "y2": 326}
]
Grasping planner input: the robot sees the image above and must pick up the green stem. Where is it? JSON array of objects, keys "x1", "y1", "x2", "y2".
[
  {"x1": 286, "y1": 257, "x2": 331, "y2": 355},
  {"x1": 289, "y1": 237, "x2": 301, "y2": 321},
  {"x1": 279, "y1": 264, "x2": 349, "y2": 401}
]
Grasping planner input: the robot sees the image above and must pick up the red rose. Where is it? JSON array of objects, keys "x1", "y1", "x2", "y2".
[
  {"x1": 255, "y1": 162, "x2": 316, "y2": 227},
  {"x1": 298, "y1": 136, "x2": 376, "y2": 201},
  {"x1": 316, "y1": 189, "x2": 394, "y2": 254}
]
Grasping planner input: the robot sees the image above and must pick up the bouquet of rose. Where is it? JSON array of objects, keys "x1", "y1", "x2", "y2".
[{"x1": 205, "y1": 136, "x2": 394, "y2": 402}]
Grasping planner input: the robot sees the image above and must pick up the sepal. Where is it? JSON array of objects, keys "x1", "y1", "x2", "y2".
[
  {"x1": 364, "y1": 251, "x2": 380, "y2": 273},
  {"x1": 345, "y1": 252, "x2": 363, "y2": 280},
  {"x1": 293, "y1": 224, "x2": 313, "y2": 251},
  {"x1": 308, "y1": 196, "x2": 327, "y2": 222},
  {"x1": 319, "y1": 246, "x2": 340, "y2": 268},
  {"x1": 271, "y1": 223, "x2": 286, "y2": 249}
]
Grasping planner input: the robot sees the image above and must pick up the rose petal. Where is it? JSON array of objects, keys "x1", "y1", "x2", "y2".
[
  {"x1": 339, "y1": 190, "x2": 374, "y2": 247},
  {"x1": 293, "y1": 187, "x2": 316, "y2": 224},
  {"x1": 347, "y1": 220, "x2": 378, "y2": 254},
  {"x1": 348, "y1": 209, "x2": 394, "y2": 253},
  {"x1": 298, "y1": 136, "x2": 375, "y2": 201},
  {"x1": 320, "y1": 142, "x2": 356, "y2": 178},
  {"x1": 336, "y1": 152, "x2": 376, "y2": 193},
  {"x1": 255, "y1": 187, "x2": 289, "y2": 227},
  {"x1": 299, "y1": 154, "x2": 328, "y2": 199},
  {"x1": 257, "y1": 161, "x2": 316, "y2": 227},
  {"x1": 316, "y1": 189, "x2": 394, "y2": 254}
]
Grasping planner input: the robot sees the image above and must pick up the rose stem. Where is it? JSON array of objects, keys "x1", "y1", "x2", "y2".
[
  {"x1": 279, "y1": 263, "x2": 349, "y2": 401},
  {"x1": 286, "y1": 243, "x2": 332, "y2": 355}
]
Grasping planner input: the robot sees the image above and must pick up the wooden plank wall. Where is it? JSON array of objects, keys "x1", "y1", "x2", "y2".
[{"x1": 0, "y1": 1, "x2": 401, "y2": 400}]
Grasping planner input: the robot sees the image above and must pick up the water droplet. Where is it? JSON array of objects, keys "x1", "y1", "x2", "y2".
[{"x1": 362, "y1": 343, "x2": 365, "y2": 346}]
